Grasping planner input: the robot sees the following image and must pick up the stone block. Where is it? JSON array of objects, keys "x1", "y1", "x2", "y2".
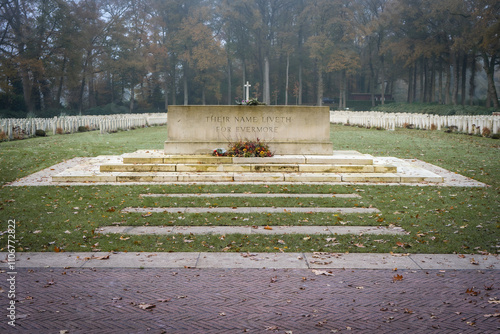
[
  {"x1": 177, "y1": 173, "x2": 234, "y2": 182},
  {"x1": 52, "y1": 174, "x2": 117, "y2": 182},
  {"x1": 251, "y1": 164, "x2": 299, "y2": 172},
  {"x1": 116, "y1": 173, "x2": 179, "y2": 182},
  {"x1": 233, "y1": 155, "x2": 306, "y2": 164},
  {"x1": 305, "y1": 155, "x2": 373, "y2": 165},
  {"x1": 165, "y1": 155, "x2": 233, "y2": 164},
  {"x1": 122, "y1": 157, "x2": 165, "y2": 164},
  {"x1": 374, "y1": 165, "x2": 398, "y2": 173},
  {"x1": 299, "y1": 165, "x2": 375, "y2": 173},
  {"x1": 233, "y1": 172, "x2": 284, "y2": 182},
  {"x1": 284, "y1": 173, "x2": 341, "y2": 182},
  {"x1": 400, "y1": 176, "x2": 444, "y2": 183},
  {"x1": 176, "y1": 164, "x2": 226, "y2": 172},
  {"x1": 100, "y1": 164, "x2": 176, "y2": 172},
  {"x1": 165, "y1": 106, "x2": 333, "y2": 155},
  {"x1": 341, "y1": 173, "x2": 401, "y2": 183}
]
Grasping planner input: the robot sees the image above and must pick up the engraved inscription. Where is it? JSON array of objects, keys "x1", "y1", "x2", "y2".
[{"x1": 206, "y1": 114, "x2": 292, "y2": 134}]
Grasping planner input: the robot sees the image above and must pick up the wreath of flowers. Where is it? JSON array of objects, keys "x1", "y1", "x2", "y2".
[
  {"x1": 213, "y1": 138, "x2": 273, "y2": 157},
  {"x1": 235, "y1": 98, "x2": 266, "y2": 105}
]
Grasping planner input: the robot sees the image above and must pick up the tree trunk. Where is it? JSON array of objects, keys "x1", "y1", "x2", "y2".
[
  {"x1": 263, "y1": 56, "x2": 270, "y2": 104},
  {"x1": 469, "y1": 54, "x2": 476, "y2": 106},
  {"x1": 380, "y1": 55, "x2": 385, "y2": 105},
  {"x1": 298, "y1": 63, "x2": 303, "y2": 105},
  {"x1": 56, "y1": 56, "x2": 67, "y2": 107},
  {"x1": 227, "y1": 56, "x2": 232, "y2": 105},
  {"x1": 317, "y1": 65, "x2": 323, "y2": 106},
  {"x1": 129, "y1": 82, "x2": 135, "y2": 113},
  {"x1": 339, "y1": 70, "x2": 346, "y2": 109},
  {"x1": 430, "y1": 57, "x2": 436, "y2": 103},
  {"x1": 419, "y1": 58, "x2": 424, "y2": 102},
  {"x1": 79, "y1": 74, "x2": 86, "y2": 115},
  {"x1": 423, "y1": 58, "x2": 428, "y2": 102},
  {"x1": 407, "y1": 66, "x2": 413, "y2": 103},
  {"x1": 452, "y1": 52, "x2": 459, "y2": 105},
  {"x1": 343, "y1": 71, "x2": 347, "y2": 109},
  {"x1": 79, "y1": 53, "x2": 90, "y2": 114},
  {"x1": 163, "y1": 78, "x2": 169, "y2": 111},
  {"x1": 183, "y1": 63, "x2": 188, "y2": 106},
  {"x1": 20, "y1": 63, "x2": 33, "y2": 113},
  {"x1": 285, "y1": 53, "x2": 289, "y2": 106},
  {"x1": 461, "y1": 52, "x2": 467, "y2": 106},
  {"x1": 482, "y1": 52, "x2": 499, "y2": 108},
  {"x1": 171, "y1": 60, "x2": 176, "y2": 105},
  {"x1": 438, "y1": 56, "x2": 443, "y2": 104},
  {"x1": 369, "y1": 55, "x2": 375, "y2": 107},
  {"x1": 445, "y1": 55, "x2": 451, "y2": 104},
  {"x1": 412, "y1": 64, "x2": 417, "y2": 103}
]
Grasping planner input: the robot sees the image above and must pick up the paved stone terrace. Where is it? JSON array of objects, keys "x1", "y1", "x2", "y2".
[
  {"x1": 2, "y1": 267, "x2": 499, "y2": 333},
  {"x1": 6, "y1": 155, "x2": 487, "y2": 187}
]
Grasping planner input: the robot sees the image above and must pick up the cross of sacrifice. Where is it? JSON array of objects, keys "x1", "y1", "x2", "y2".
[{"x1": 244, "y1": 81, "x2": 251, "y2": 101}]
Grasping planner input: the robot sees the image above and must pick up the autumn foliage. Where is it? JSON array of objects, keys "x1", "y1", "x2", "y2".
[{"x1": 0, "y1": 0, "x2": 498, "y2": 117}]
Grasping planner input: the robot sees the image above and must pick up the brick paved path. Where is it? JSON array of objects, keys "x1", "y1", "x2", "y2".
[{"x1": 2, "y1": 268, "x2": 499, "y2": 333}]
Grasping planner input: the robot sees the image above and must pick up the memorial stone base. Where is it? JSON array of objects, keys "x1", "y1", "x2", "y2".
[{"x1": 164, "y1": 106, "x2": 333, "y2": 155}]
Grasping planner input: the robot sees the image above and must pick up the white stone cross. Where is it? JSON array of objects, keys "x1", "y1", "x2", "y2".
[{"x1": 244, "y1": 81, "x2": 251, "y2": 101}]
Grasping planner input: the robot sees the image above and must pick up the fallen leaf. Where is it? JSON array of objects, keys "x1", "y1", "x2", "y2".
[
  {"x1": 93, "y1": 255, "x2": 110, "y2": 260},
  {"x1": 312, "y1": 270, "x2": 334, "y2": 276},
  {"x1": 264, "y1": 226, "x2": 273, "y2": 230},
  {"x1": 137, "y1": 303, "x2": 155, "y2": 310},
  {"x1": 484, "y1": 313, "x2": 500, "y2": 318},
  {"x1": 466, "y1": 288, "x2": 480, "y2": 296},
  {"x1": 241, "y1": 252, "x2": 257, "y2": 258},
  {"x1": 119, "y1": 236, "x2": 130, "y2": 240},
  {"x1": 393, "y1": 274, "x2": 404, "y2": 282},
  {"x1": 354, "y1": 243, "x2": 365, "y2": 248},
  {"x1": 157, "y1": 298, "x2": 170, "y2": 303}
]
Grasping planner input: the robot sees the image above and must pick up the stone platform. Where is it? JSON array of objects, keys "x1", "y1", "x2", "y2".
[{"x1": 51, "y1": 150, "x2": 446, "y2": 184}]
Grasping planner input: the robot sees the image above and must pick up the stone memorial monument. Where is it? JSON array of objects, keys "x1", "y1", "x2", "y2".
[{"x1": 164, "y1": 105, "x2": 333, "y2": 155}]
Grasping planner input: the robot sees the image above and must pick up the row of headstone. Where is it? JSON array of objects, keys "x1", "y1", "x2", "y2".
[
  {"x1": 330, "y1": 111, "x2": 500, "y2": 135},
  {"x1": 0, "y1": 113, "x2": 168, "y2": 140}
]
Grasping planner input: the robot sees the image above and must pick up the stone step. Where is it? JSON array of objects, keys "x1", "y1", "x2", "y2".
[
  {"x1": 121, "y1": 206, "x2": 380, "y2": 214},
  {"x1": 97, "y1": 225, "x2": 406, "y2": 236},
  {"x1": 52, "y1": 171, "x2": 443, "y2": 183},
  {"x1": 100, "y1": 163, "x2": 397, "y2": 174},
  {"x1": 121, "y1": 151, "x2": 375, "y2": 165}
]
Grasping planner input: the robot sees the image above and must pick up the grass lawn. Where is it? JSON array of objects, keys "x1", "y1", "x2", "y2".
[{"x1": 0, "y1": 124, "x2": 498, "y2": 254}]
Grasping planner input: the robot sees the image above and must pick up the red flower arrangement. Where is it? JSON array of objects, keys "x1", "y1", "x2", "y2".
[{"x1": 213, "y1": 139, "x2": 273, "y2": 157}]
